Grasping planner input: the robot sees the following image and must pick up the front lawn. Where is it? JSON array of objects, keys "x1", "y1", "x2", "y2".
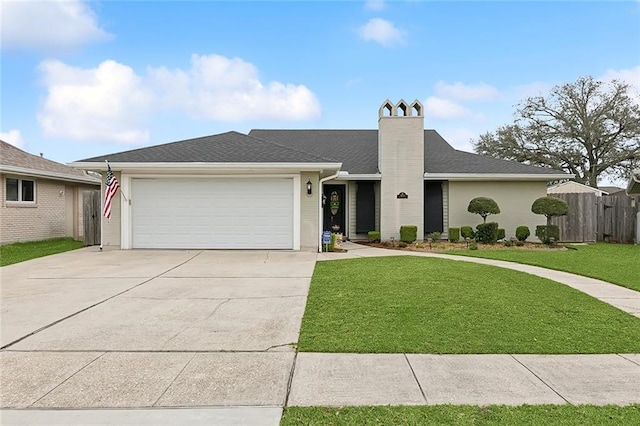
[
  {"x1": 298, "y1": 257, "x2": 640, "y2": 354},
  {"x1": 445, "y1": 243, "x2": 640, "y2": 292},
  {"x1": 282, "y1": 405, "x2": 640, "y2": 426},
  {"x1": 0, "y1": 237, "x2": 85, "y2": 266}
]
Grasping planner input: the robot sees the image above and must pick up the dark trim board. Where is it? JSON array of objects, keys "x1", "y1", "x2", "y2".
[
  {"x1": 424, "y1": 181, "x2": 444, "y2": 234},
  {"x1": 356, "y1": 181, "x2": 376, "y2": 233}
]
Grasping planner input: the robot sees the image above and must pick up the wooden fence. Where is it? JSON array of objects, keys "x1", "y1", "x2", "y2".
[
  {"x1": 550, "y1": 193, "x2": 637, "y2": 243},
  {"x1": 83, "y1": 190, "x2": 101, "y2": 246}
]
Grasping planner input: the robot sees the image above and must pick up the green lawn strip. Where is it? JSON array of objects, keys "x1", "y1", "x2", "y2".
[
  {"x1": 281, "y1": 405, "x2": 640, "y2": 426},
  {"x1": 298, "y1": 257, "x2": 640, "y2": 354},
  {"x1": 0, "y1": 238, "x2": 85, "y2": 266},
  {"x1": 446, "y1": 243, "x2": 640, "y2": 292}
]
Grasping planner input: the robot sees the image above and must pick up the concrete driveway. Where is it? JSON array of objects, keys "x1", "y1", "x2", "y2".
[{"x1": 0, "y1": 247, "x2": 316, "y2": 415}]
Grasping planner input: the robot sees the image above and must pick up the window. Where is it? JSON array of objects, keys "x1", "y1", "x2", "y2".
[{"x1": 6, "y1": 178, "x2": 35, "y2": 202}]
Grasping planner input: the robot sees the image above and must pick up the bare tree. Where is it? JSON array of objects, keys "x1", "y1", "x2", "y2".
[{"x1": 474, "y1": 76, "x2": 640, "y2": 187}]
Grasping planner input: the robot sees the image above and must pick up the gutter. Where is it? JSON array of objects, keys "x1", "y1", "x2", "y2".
[
  {"x1": 318, "y1": 169, "x2": 342, "y2": 252},
  {"x1": 423, "y1": 172, "x2": 573, "y2": 181},
  {"x1": 0, "y1": 165, "x2": 101, "y2": 185}
]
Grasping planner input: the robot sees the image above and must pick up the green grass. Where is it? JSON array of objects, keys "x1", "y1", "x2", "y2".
[
  {"x1": 298, "y1": 257, "x2": 640, "y2": 354},
  {"x1": 0, "y1": 237, "x2": 85, "y2": 266},
  {"x1": 446, "y1": 243, "x2": 640, "y2": 292},
  {"x1": 282, "y1": 405, "x2": 640, "y2": 426}
]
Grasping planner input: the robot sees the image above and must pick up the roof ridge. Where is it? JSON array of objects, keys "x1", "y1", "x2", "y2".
[
  {"x1": 243, "y1": 132, "x2": 340, "y2": 163},
  {"x1": 1, "y1": 140, "x2": 91, "y2": 178}
]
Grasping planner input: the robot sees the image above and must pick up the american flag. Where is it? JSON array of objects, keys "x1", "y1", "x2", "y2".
[{"x1": 103, "y1": 163, "x2": 120, "y2": 220}]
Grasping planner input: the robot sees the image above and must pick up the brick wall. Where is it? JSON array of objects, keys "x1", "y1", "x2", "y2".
[
  {"x1": 1, "y1": 174, "x2": 66, "y2": 244},
  {"x1": 0, "y1": 173, "x2": 99, "y2": 245}
]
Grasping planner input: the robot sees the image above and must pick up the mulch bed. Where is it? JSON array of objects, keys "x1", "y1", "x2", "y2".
[{"x1": 356, "y1": 240, "x2": 568, "y2": 252}]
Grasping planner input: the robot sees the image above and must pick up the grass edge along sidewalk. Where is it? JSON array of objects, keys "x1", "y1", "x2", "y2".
[
  {"x1": 445, "y1": 242, "x2": 640, "y2": 292},
  {"x1": 282, "y1": 404, "x2": 640, "y2": 426},
  {"x1": 0, "y1": 238, "x2": 85, "y2": 267},
  {"x1": 298, "y1": 256, "x2": 640, "y2": 354}
]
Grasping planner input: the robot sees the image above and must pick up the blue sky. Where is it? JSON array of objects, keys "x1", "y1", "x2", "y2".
[{"x1": 2, "y1": 0, "x2": 639, "y2": 182}]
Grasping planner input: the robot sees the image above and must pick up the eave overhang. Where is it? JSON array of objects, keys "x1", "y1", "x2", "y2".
[
  {"x1": 69, "y1": 162, "x2": 343, "y2": 179},
  {"x1": 423, "y1": 173, "x2": 573, "y2": 182},
  {"x1": 0, "y1": 165, "x2": 101, "y2": 185}
]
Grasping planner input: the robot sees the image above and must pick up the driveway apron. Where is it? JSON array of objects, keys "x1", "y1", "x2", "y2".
[{"x1": 1, "y1": 248, "x2": 316, "y2": 413}]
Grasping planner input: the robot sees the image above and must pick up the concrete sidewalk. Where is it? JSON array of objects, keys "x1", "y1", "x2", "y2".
[
  {"x1": 289, "y1": 353, "x2": 640, "y2": 406},
  {"x1": 2, "y1": 243, "x2": 640, "y2": 425},
  {"x1": 319, "y1": 242, "x2": 640, "y2": 319}
]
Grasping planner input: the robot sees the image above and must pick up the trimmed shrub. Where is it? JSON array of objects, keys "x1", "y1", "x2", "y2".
[
  {"x1": 469, "y1": 240, "x2": 478, "y2": 250},
  {"x1": 515, "y1": 226, "x2": 530, "y2": 242},
  {"x1": 400, "y1": 225, "x2": 418, "y2": 243},
  {"x1": 497, "y1": 228, "x2": 506, "y2": 241},
  {"x1": 368, "y1": 231, "x2": 380, "y2": 243},
  {"x1": 536, "y1": 225, "x2": 560, "y2": 245},
  {"x1": 448, "y1": 227, "x2": 460, "y2": 242},
  {"x1": 532, "y1": 196, "x2": 569, "y2": 225},
  {"x1": 426, "y1": 231, "x2": 442, "y2": 241},
  {"x1": 461, "y1": 226, "x2": 475, "y2": 239},
  {"x1": 476, "y1": 222, "x2": 499, "y2": 244},
  {"x1": 467, "y1": 197, "x2": 500, "y2": 223}
]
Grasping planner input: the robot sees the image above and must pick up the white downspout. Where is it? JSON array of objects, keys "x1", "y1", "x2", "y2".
[{"x1": 318, "y1": 170, "x2": 341, "y2": 252}]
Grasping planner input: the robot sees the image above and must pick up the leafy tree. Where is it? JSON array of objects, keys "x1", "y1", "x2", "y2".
[
  {"x1": 467, "y1": 197, "x2": 500, "y2": 223},
  {"x1": 473, "y1": 76, "x2": 640, "y2": 187},
  {"x1": 531, "y1": 196, "x2": 569, "y2": 225}
]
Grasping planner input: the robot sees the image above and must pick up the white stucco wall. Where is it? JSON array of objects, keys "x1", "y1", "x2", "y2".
[
  {"x1": 378, "y1": 116, "x2": 425, "y2": 241},
  {"x1": 448, "y1": 180, "x2": 549, "y2": 241},
  {"x1": 300, "y1": 172, "x2": 320, "y2": 251}
]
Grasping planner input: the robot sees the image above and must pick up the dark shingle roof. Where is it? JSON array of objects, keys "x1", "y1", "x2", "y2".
[
  {"x1": 77, "y1": 129, "x2": 564, "y2": 176},
  {"x1": 249, "y1": 129, "x2": 378, "y2": 174},
  {"x1": 251, "y1": 129, "x2": 563, "y2": 175},
  {"x1": 1, "y1": 140, "x2": 98, "y2": 182},
  {"x1": 78, "y1": 131, "x2": 338, "y2": 164}
]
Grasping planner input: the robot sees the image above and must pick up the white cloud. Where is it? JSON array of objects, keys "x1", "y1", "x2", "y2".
[
  {"x1": 148, "y1": 54, "x2": 321, "y2": 121},
  {"x1": 0, "y1": 129, "x2": 26, "y2": 149},
  {"x1": 358, "y1": 18, "x2": 405, "y2": 47},
  {"x1": 424, "y1": 96, "x2": 468, "y2": 119},
  {"x1": 438, "y1": 128, "x2": 477, "y2": 153},
  {"x1": 434, "y1": 81, "x2": 500, "y2": 102},
  {"x1": 364, "y1": 0, "x2": 386, "y2": 11},
  {"x1": 38, "y1": 60, "x2": 153, "y2": 144},
  {"x1": 37, "y1": 54, "x2": 322, "y2": 144},
  {"x1": 599, "y1": 65, "x2": 640, "y2": 104},
  {"x1": 1, "y1": 0, "x2": 111, "y2": 52}
]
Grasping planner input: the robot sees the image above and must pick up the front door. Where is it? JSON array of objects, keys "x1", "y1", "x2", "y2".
[{"x1": 323, "y1": 185, "x2": 345, "y2": 234}]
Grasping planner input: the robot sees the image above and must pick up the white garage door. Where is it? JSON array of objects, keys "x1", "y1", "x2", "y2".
[{"x1": 131, "y1": 178, "x2": 294, "y2": 249}]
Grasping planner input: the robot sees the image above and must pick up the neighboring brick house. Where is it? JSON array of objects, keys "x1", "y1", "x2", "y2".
[
  {"x1": 72, "y1": 99, "x2": 569, "y2": 251},
  {"x1": 1, "y1": 140, "x2": 100, "y2": 245}
]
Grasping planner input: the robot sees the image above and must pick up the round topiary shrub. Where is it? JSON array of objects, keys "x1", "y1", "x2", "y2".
[
  {"x1": 531, "y1": 196, "x2": 569, "y2": 225},
  {"x1": 461, "y1": 226, "x2": 475, "y2": 239},
  {"x1": 467, "y1": 197, "x2": 500, "y2": 223}
]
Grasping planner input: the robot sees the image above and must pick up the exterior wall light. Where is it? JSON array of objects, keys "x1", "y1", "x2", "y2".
[{"x1": 307, "y1": 180, "x2": 313, "y2": 195}]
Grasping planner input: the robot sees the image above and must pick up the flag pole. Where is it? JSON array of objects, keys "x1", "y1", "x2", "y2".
[{"x1": 99, "y1": 160, "x2": 107, "y2": 251}]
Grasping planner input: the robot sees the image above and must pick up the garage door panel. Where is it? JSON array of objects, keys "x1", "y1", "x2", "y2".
[{"x1": 131, "y1": 178, "x2": 294, "y2": 249}]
